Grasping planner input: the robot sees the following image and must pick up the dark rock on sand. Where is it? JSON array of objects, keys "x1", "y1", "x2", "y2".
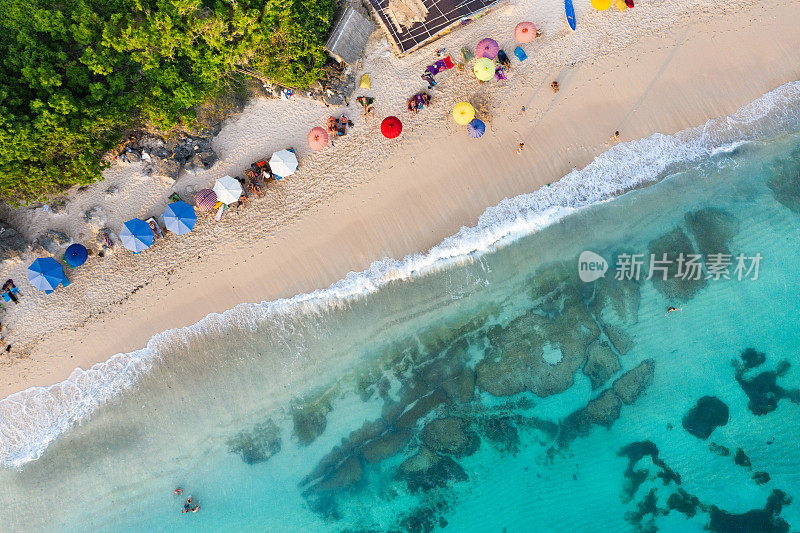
[
  {"x1": 708, "y1": 489, "x2": 792, "y2": 533},
  {"x1": 292, "y1": 392, "x2": 334, "y2": 445},
  {"x1": 0, "y1": 222, "x2": 31, "y2": 262},
  {"x1": 583, "y1": 340, "x2": 621, "y2": 389},
  {"x1": 684, "y1": 208, "x2": 740, "y2": 257},
  {"x1": 733, "y1": 358, "x2": 800, "y2": 415},
  {"x1": 617, "y1": 441, "x2": 681, "y2": 503},
  {"x1": 752, "y1": 471, "x2": 771, "y2": 485},
  {"x1": 741, "y1": 348, "x2": 767, "y2": 369},
  {"x1": 35, "y1": 230, "x2": 71, "y2": 254},
  {"x1": 361, "y1": 428, "x2": 412, "y2": 464},
  {"x1": 682, "y1": 396, "x2": 729, "y2": 440},
  {"x1": 613, "y1": 359, "x2": 655, "y2": 404},
  {"x1": 227, "y1": 419, "x2": 282, "y2": 464},
  {"x1": 647, "y1": 227, "x2": 706, "y2": 300},
  {"x1": 398, "y1": 446, "x2": 468, "y2": 493},
  {"x1": 421, "y1": 417, "x2": 480, "y2": 458},
  {"x1": 709, "y1": 442, "x2": 731, "y2": 456},
  {"x1": 558, "y1": 389, "x2": 621, "y2": 447},
  {"x1": 734, "y1": 448, "x2": 752, "y2": 468}
]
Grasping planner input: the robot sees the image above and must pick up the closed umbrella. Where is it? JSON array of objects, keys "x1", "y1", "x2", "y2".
[
  {"x1": 120, "y1": 218, "x2": 155, "y2": 253},
  {"x1": 515, "y1": 22, "x2": 538, "y2": 43},
  {"x1": 453, "y1": 102, "x2": 475, "y2": 125},
  {"x1": 213, "y1": 175, "x2": 243, "y2": 205},
  {"x1": 163, "y1": 200, "x2": 197, "y2": 235},
  {"x1": 474, "y1": 57, "x2": 495, "y2": 81},
  {"x1": 592, "y1": 0, "x2": 612, "y2": 9},
  {"x1": 380, "y1": 116, "x2": 402, "y2": 139},
  {"x1": 476, "y1": 38, "x2": 499, "y2": 59},
  {"x1": 269, "y1": 149, "x2": 298, "y2": 178},
  {"x1": 195, "y1": 188, "x2": 217, "y2": 211},
  {"x1": 64, "y1": 243, "x2": 88, "y2": 267},
  {"x1": 308, "y1": 128, "x2": 328, "y2": 151},
  {"x1": 467, "y1": 118, "x2": 486, "y2": 138},
  {"x1": 28, "y1": 257, "x2": 66, "y2": 291}
]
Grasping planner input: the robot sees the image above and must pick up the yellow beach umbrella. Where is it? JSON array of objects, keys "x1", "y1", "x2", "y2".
[
  {"x1": 453, "y1": 102, "x2": 475, "y2": 125},
  {"x1": 614, "y1": 0, "x2": 627, "y2": 9},
  {"x1": 474, "y1": 57, "x2": 495, "y2": 81},
  {"x1": 592, "y1": 0, "x2": 613, "y2": 10}
]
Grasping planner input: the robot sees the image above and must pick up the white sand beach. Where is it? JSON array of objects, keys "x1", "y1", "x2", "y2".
[{"x1": 0, "y1": 0, "x2": 799, "y2": 399}]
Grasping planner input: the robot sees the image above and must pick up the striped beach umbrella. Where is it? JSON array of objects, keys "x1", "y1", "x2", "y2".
[
  {"x1": 515, "y1": 22, "x2": 538, "y2": 43},
  {"x1": 64, "y1": 243, "x2": 88, "y2": 267},
  {"x1": 163, "y1": 200, "x2": 197, "y2": 235},
  {"x1": 28, "y1": 257, "x2": 66, "y2": 291},
  {"x1": 467, "y1": 118, "x2": 486, "y2": 139},
  {"x1": 195, "y1": 188, "x2": 217, "y2": 211},
  {"x1": 476, "y1": 38, "x2": 499, "y2": 59},
  {"x1": 119, "y1": 218, "x2": 155, "y2": 253}
]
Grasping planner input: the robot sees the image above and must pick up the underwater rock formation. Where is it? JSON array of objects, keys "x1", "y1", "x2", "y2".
[
  {"x1": 682, "y1": 396, "x2": 729, "y2": 440},
  {"x1": 227, "y1": 420, "x2": 282, "y2": 465},
  {"x1": 421, "y1": 417, "x2": 480, "y2": 457},
  {"x1": 684, "y1": 208, "x2": 740, "y2": 257},
  {"x1": 398, "y1": 446, "x2": 468, "y2": 493},
  {"x1": 648, "y1": 227, "x2": 706, "y2": 300},
  {"x1": 583, "y1": 340, "x2": 622, "y2": 389}
]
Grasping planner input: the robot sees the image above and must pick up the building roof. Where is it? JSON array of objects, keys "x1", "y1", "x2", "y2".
[
  {"x1": 367, "y1": 0, "x2": 500, "y2": 55},
  {"x1": 325, "y1": 6, "x2": 375, "y2": 64}
]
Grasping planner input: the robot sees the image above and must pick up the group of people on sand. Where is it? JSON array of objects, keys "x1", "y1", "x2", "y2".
[{"x1": 174, "y1": 488, "x2": 200, "y2": 514}]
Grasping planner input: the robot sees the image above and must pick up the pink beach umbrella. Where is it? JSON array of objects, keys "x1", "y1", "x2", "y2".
[
  {"x1": 515, "y1": 22, "x2": 538, "y2": 43},
  {"x1": 476, "y1": 38, "x2": 499, "y2": 59},
  {"x1": 195, "y1": 188, "x2": 217, "y2": 211},
  {"x1": 308, "y1": 127, "x2": 328, "y2": 150}
]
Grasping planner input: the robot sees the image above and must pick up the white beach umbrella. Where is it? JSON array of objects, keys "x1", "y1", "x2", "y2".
[
  {"x1": 212, "y1": 175, "x2": 243, "y2": 205},
  {"x1": 269, "y1": 149, "x2": 298, "y2": 178}
]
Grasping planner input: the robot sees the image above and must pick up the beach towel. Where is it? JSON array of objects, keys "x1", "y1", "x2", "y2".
[
  {"x1": 443, "y1": 56, "x2": 455, "y2": 69},
  {"x1": 514, "y1": 46, "x2": 527, "y2": 61},
  {"x1": 360, "y1": 73, "x2": 370, "y2": 89},
  {"x1": 498, "y1": 50, "x2": 510, "y2": 68},
  {"x1": 461, "y1": 47, "x2": 474, "y2": 62},
  {"x1": 495, "y1": 67, "x2": 507, "y2": 81},
  {"x1": 426, "y1": 65, "x2": 438, "y2": 77},
  {"x1": 433, "y1": 59, "x2": 446, "y2": 73}
]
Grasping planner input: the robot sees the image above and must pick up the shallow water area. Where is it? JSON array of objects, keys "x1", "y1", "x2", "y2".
[{"x1": 1, "y1": 86, "x2": 800, "y2": 532}]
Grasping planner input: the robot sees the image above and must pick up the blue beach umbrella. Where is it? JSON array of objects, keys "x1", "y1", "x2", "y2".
[
  {"x1": 28, "y1": 257, "x2": 66, "y2": 291},
  {"x1": 467, "y1": 118, "x2": 486, "y2": 139},
  {"x1": 64, "y1": 243, "x2": 88, "y2": 267},
  {"x1": 119, "y1": 218, "x2": 155, "y2": 253},
  {"x1": 163, "y1": 200, "x2": 197, "y2": 235}
]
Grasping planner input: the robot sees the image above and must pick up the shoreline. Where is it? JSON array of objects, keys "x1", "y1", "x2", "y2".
[{"x1": 1, "y1": 0, "x2": 800, "y2": 400}]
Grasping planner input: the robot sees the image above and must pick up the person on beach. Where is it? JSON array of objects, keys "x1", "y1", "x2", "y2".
[
  {"x1": 610, "y1": 130, "x2": 620, "y2": 142},
  {"x1": 517, "y1": 142, "x2": 525, "y2": 153},
  {"x1": 551, "y1": 81, "x2": 559, "y2": 93}
]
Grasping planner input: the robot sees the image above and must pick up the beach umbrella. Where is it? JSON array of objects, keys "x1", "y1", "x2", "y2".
[
  {"x1": 453, "y1": 102, "x2": 475, "y2": 125},
  {"x1": 213, "y1": 175, "x2": 243, "y2": 205},
  {"x1": 163, "y1": 200, "x2": 197, "y2": 235},
  {"x1": 119, "y1": 218, "x2": 155, "y2": 253},
  {"x1": 308, "y1": 127, "x2": 329, "y2": 151},
  {"x1": 195, "y1": 188, "x2": 217, "y2": 211},
  {"x1": 381, "y1": 116, "x2": 403, "y2": 139},
  {"x1": 474, "y1": 57, "x2": 495, "y2": 81},
  {"x1": 515, "y1": 22, "x2": 538, "y2": 43},
  {"x1": 269, "y1": 149, "x2": 299, "y2": 178},
  {"x1": 28, "y1": 257, "x2": 66, "y2": 291},
  {"x1": 476, "y1": 38, "x2": 499, "y2": 59},
  {"x1": 64, "y1": 243, "x2": 88, "y2": 267},
  {"x1": 467, "y1": 118, "x2": 486, "y2": 139},
  {"x1": 592, "y1": 0, "x2": 613, "y2": 9}
]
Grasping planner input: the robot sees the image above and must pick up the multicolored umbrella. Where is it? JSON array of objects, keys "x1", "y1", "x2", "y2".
[
  {"x1": 213, "y1": 175, "x2": 243, "y2": 205},
  {"x1": 474, "y1": 57, "x2": 495, "y2": 81},
  {"x1": 270, "y1": 149, "x2": 298, "y2": 178},
  {"x1": 119, "y1": 218, "x2": 155, "y2": 253},
  {"x1": 453, "y1": 102, "x2": 475, "y2": 125},
  {"x1": 28, "y1": 257, "x2": 66, "y2": 291},
  {"x1": 467, "y1": 118, "x2": 486, "y2": 139},
  {"x1": 381, "y1": 116, "x2": 403, "y2": 139},
  {"x1": 476, "y1": 38, "x2": 499, "y2": 59},
  {"x1": 195, "y1": 189, "x2": 217, "y2": 211},
  {"x1": 163, "y1": 200, "x2": 197, "y2": 235},
  {"x1": 64, "y1": 243, "x2": 88, "y2": 267},
  {"x1": 308, "y1": 127, "x2": 329, "y2": 150},
  {"x1": 515, "y1": 22, "x2": 538, "y2": 43}
]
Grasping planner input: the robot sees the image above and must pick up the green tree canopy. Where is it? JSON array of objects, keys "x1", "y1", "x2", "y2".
[{"x1": 0, "y1": 0, "x2": 335, "y2": 204}]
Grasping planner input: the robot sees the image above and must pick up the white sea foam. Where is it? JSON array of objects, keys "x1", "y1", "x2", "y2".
[{"x1": 1, "y1": 81, "x2": 799, "y2": 469}]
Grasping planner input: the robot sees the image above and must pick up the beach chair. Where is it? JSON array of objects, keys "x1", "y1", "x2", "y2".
[{"x1": 168, "y1": 192, "x2": 182, "y2": 203}]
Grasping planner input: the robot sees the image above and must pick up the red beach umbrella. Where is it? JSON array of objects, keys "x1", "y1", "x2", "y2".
[
  {"x1": 476, "y1": 38, "x2": 500, "y2": 59},
  {"x1": 381, "y1": 116, "x2": 403, "y2": 139},
  {"x1": 308, "y1": 127, "x2": 328, "y2": 150},
  {"x1": 195, "y1": 188, "x2": 217, "y2": 211},
  {"x1": 515, "y1": 22, "x2": 537, "y2": 43}
]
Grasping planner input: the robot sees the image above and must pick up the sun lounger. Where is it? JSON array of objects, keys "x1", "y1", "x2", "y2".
[
  {"x1": 514, "y1": 46, "x2": 527, "y2": 61},
  {"x1": 145, "y1": 217, "x2": 163, "y2": 238},
  {"x1": 168, "y1": 192, "x2": 182, "y2": 203},
  {"x1": 498, "y1": 50, "x2": 511, "y2": 68}
]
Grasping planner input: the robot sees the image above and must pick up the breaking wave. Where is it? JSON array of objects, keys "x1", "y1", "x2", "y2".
[{"x1": 1, "y1": 81, "x2": 799, "y2": 468}]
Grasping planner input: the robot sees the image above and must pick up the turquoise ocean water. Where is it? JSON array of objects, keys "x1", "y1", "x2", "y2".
[{"x1": 1, "y1": 83, "x2": 800, "y2": 532}]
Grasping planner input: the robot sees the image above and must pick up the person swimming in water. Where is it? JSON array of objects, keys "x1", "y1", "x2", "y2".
[
  {"x1": 666, "y1": 307, "x2": 681, "y2": 315},
  {"x1": 173, "y1": 488, "x2": 183, "y2": 495}
]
